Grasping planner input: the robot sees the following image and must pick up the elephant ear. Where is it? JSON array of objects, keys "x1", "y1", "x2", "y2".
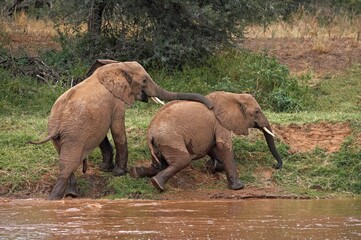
[
  {"x1": 86, "y1": 59, "x2": 119, "y2": 77},
  {"x1": 98, "y1": 65, "x2": 135, "y2": 105},
  {"x1": 207, "y1": 92, "x2": 249, "y2": 136}
]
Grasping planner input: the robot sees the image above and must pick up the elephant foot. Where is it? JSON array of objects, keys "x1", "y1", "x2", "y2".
[
  {"x1": 113, "y1": 166, "x2": 128, "y2": 176},
  {"x1": 47, "y1": 192, "x2": 64, "y2": 200},
  {"x1": 100, "y1": 162, "x2": 114, "y2": 172},
  {"x1": 64, "y1": 189, "x2": 79, "y2": 198},
  {"x1": 150, "y1": 176, "x2": 165, "y2": 192},
  {"x1": 228, "y1": 180, "x2": 244, "y2": 190},
  {"x1": 48, "y1": 177, "x2": 68, "y2": 200},
  {"x1": 64, "y1": 173, "x2": 79, "y2": 198}
]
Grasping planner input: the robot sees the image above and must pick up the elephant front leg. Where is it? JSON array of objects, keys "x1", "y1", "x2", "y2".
[
  {"x1": 110, "y1": 115, "x2": 128, "y2": 176},
  {"x1": 99, "y1": 136, "x2": 114, "y2": 172},
  {"x1": 214, "y1": 143, "x2": 244, "y2": 190}
]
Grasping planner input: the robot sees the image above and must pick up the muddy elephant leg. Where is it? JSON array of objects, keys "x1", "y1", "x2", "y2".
[
  {"x1": 151, "y1": 151, "x2": 191, "y2": 192},
  {"x1": 48, "y1": 146, "x2": 83, "y2": 200},
  {"x1": 213, "y1": 144, "x2": 244, "y2": 190},
  {"x1": 99, "y1": 136, "x2": 114, "y2": 172},
  {"x1": 64, "y1": 172, "x2": 80, "y2": 198},
  {"x1": 110, "y1": 113, "x2": 128, "y2": 176}
]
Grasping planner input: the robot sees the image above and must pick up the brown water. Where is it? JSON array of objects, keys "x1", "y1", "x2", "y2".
[{"x1": 0, "y1": 198, "x2": 360, "y2": 239}]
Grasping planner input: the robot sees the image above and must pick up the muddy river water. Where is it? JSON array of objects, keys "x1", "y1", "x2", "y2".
[{"x1": 0, "y1": 198, "x2": 360, "y2": 239}]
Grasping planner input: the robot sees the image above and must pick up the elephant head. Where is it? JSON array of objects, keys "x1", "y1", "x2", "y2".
[
  {"x1": 86, "y1": 59, "x2": 213, "y2": 108},
  {"x1": 207, "y1": 91, "x2": 283, "y2": 169}
]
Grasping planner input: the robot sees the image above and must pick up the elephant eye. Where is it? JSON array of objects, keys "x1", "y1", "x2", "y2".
[{"x1": 142, "y1": 79, "x2": 147, "y2": 83}]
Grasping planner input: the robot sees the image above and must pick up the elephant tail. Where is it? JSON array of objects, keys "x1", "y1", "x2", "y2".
[
  {"x1": 28, "y1": 133, "x2": 59, "y2": 145},
  {"x1": 148, "y1": 137, "x2": 162, "y2": 165}
]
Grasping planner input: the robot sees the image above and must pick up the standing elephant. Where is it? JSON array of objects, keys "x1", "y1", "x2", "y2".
[
  {"x1": 130, "y1": 91, "x2": 282, "y2": 192},
  {"x1": 30, "y1": 60, "x2": 213, "y2": 200}
]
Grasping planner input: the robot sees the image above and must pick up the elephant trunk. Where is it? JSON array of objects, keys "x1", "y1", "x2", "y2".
[
  {"x1": 154, "y1": 84, "x2": 213, "y2": 109},
  {"x1": 262, "y1": 125, "x2": 283, "y2": 169}
]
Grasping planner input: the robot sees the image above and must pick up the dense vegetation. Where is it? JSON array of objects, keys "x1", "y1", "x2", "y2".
[{"x1": 2, "y1": 0, "x2": 360, "y2": 69}]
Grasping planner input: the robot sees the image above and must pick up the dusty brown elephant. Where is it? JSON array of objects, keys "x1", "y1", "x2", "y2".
[
  {"x1": 30, "y1": 59, "x2": 213, "y2": 200},
  {"x1": 130, "y1": 91, "x2": 282, "y2": 192}
]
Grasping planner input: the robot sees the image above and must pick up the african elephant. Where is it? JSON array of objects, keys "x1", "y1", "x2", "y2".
[
  {"x1": 30, "y1": 60, "x2": 213, "y2": 200},
  {"x1": 130, "y1": 91, "x2": 282, "y2": 192}
]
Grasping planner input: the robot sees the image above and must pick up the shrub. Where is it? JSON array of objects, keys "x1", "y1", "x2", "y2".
[
  {"x1": 53, "y1": 0, "x2": 289, "y2": 69},
  {"x1": 153, "y1": 50, "x2": 312, "y2": 112}
]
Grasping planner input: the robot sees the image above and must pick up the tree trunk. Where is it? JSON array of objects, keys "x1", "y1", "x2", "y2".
[
  {"x1": 8, "y1": 0, "x2": 25, "y2": 16},
  {"x1": 87, "y1": 0, "x2": 106, "y2": 35}
]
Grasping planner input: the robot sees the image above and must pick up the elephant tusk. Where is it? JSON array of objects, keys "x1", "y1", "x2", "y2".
[
  {"x1": 155, "y1": 97, "x2": 165, "y2": 105},
  {"x1": 263, "y1": 127, "x2": 275, "y2": 137},
  {"x1": 151, "y1": 97, "x2": 165, "y2": 105},
  {"x1": 150, "y1": 97, "x2": 157, "y2": 104}
]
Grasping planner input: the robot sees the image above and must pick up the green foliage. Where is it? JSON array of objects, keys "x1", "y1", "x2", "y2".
[
  {"x1": 153, "y1": 50, "x2": 312, "y2": 112},
  {"x1": 53, "y1": 0, "x2": 289, "y2": 68}
]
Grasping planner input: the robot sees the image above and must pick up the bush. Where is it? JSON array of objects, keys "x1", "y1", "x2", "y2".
[
  {"x1": 153, "y1": 50, "x2": 312, "y2": 112},
  {"x1": 53, "y1": 0, "x2": 289, "y2": 69}
]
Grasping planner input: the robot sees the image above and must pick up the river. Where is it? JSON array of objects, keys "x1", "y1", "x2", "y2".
[{"x1": 0, "y1": 198, "x2": 360, "y2": 239}]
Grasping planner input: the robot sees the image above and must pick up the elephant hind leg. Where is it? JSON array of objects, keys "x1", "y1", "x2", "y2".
[
  {"x1": 48, "y1": 147, "x2": 83, "y2": 200},
  {"x1": 64, "y1": 172, "x2": 80, "y2": 198},
  {"x1": 151, "y1": 151, "x2": 191, "y2": 192},
  {"x1": 99, "y1": 136, "x2": 114, "y2": 172}
]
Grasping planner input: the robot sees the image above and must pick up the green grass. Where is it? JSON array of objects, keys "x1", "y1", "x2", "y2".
[
  {"x1": 273, "y1": 142, "x2": 361, "y2": 196},
  {"x1": 313, "y1": 65, "x2": 361, "y2": 113},
  {"x1": 0, "y1": 53, "x2": 360, "y2": 199},
  {"x1": 0, "y1": 116, "x2": 58, "y2": 192},
  {"x1": 0, "y1": 69, "x2": 63, "y2": 116}
]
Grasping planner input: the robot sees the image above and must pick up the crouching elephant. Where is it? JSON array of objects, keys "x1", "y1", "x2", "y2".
[
  {"x1": 30, "y1": 59, "x2": 213, "y2": 200},
  {"x1": 130, "y1": 91, "x2": 282, "y2": 192}
]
